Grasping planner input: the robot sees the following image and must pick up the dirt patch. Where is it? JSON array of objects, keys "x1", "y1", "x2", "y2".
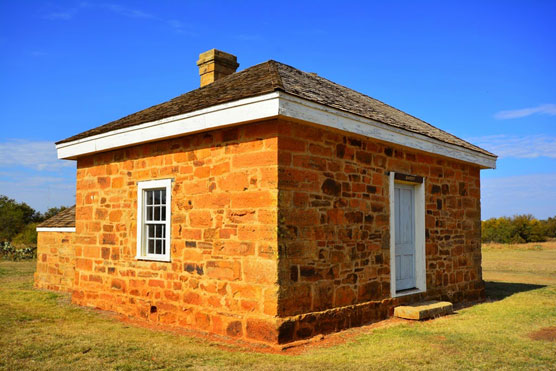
[
  {"x1": 279, "y1": 318, "x2": 407, "y2": 354},
  {"x1": 528, "y1": 327, "x2": 556, "y2": 342},
  {"x1": 102, "y1": 308, "x2": 408, "y2": 355}
]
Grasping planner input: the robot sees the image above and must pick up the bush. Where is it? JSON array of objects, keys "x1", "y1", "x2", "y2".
[
  {"x1": 0, "y1": 242, "x2": 37, "y2": 261},
  {"x1": 541, "y1": 216, "x2": 556, "y2": 238},
  {"x1": 482, "y1": 214, "x2": 548, "y2": 244},
  {"x1": 11, "y1": 223, "x2": 38, "y2": 247}
]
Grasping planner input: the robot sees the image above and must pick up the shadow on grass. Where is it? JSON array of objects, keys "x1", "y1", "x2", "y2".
[{"x1": 485, "y1": 281, "x2": 546, "y2": 301}]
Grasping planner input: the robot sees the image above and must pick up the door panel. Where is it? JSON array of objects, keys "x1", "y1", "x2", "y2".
[{"x1": 395, "y1": 184, "x2": 416, "y2": 291}]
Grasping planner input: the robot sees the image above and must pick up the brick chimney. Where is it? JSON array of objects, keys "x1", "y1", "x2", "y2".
[{"x1": 196, "y1": 49, "x2": 239, "y2": 87}]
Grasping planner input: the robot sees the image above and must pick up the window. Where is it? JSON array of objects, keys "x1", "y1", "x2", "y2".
[{"x1": 136, "y1": 179, "x2": 172, "y2": 262}]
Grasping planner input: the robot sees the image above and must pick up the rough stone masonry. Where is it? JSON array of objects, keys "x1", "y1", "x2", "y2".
[{"x1": 35, "y1": 118, "x2": 484, "y2": 345}]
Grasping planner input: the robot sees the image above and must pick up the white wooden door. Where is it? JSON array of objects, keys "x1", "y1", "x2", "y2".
[{"x1": 395, "y1": 184, "x2": 416, "y2": 291}]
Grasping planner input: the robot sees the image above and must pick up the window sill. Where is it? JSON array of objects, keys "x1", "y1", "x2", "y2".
[{"x1": 135, "y1": 256, "x2": 171, "y2": 263}]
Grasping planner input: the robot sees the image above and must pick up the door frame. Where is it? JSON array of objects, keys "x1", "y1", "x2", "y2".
[{"x1": 389, "y1": 172, "x2": 426, "y2": 297}]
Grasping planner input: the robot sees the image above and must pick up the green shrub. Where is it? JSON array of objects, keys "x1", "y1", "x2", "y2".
[
  {"x1": 0, "y1": 242, "x2": 37, "y2": 261},
  {"x1": 11, "y1": 223, "x2": 38, "y2": 246}
]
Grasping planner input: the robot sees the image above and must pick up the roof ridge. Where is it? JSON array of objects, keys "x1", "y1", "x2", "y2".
[
  {"x1": 266, "y1": 60, "x2": 285, "y2": 91},
  {"x1": 55, "y1": 58, "x2": 495, "y2": 158},
  {"x1": 321, "y1": 75, "x2": 493, "y2": 155},
  {"x1": 274, "y1": 63, "x2": 495, "y2": 157}
]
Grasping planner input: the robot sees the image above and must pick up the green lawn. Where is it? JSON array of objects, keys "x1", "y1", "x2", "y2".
[{"x1": 1, "y1": 244, "x2": 555, "y2": 370}]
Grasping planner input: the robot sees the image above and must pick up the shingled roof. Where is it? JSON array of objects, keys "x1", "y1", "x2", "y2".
[
  {"x1": 57, "y1": 61, "x2": 494, "y2": 157},
  {"x1": 37, "y1": 206, "x2": 76, "y2": 228}
]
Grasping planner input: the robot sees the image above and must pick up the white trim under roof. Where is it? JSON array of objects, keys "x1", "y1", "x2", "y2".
[
  {"x1": 56, "y1": 92, "x2": 281, "y2": 160},
  {"x1": 56, "y1": 91, "x2": 497, "y2": 169},
  {"x1": 278, "y1": 93, "x2": 496, "y2": 169},
  {"x1": 36, "y1": 227, "x2": 76, "y2": 232}
]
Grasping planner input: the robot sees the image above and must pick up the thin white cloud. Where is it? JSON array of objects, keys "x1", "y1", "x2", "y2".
[
  {"x1": 0, "y1": 140, "x2": 72, "y2": 171},
  {"x1": 30, "y1": 51, "x2": 47, "y2": 57},
  {"x1": 42, "y1": 9, "x2": 78, "y2": 20},
  {"x1": 235, "y1": 34, "x2": 264, "y2": 41},
  {"x1": 97, "y1": 3, "x2": 154, "y2": 19},
  {"x1": 494, "y1": 104, "x2": 556, "y2": 119},
  {"x1": 165, "y1": 19, "x2": 192, "y2": 34},
  {"x1": 482, "y1": 173, "x2": 556, "y2": 219},
  {"x1": 0, "y1": 174, "x2": 75, "y2": 212},
  {"x1": 41, "y1": 3, "x2": 190, "y2": 34},
  {"x1": 468, "y1": 134, "x2": 556, "y2": 159}
]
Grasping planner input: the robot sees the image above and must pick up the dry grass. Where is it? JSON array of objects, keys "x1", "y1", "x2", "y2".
[
  {"x1": 0, "y1": 244, "x2": 555, "y2": 370},
  {"x1": 482, "y1": 241, "x2": 556, "y2": 285}
]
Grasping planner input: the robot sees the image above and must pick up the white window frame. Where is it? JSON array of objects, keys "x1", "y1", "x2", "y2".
[
  {"x1": 389, "y1": 172, "x2": 426, "y2": 297},
  {"x1": 136, "y1": 179, "x2": 172, "y2": 262}
]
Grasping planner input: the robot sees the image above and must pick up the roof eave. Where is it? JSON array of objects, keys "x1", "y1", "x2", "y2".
[
  {"x1": 56, "y1": 91, "x2": 496, "y2": 169},
  {"x1": 277, "y1": 92, "x2": 497, "y2": 169},
  {"x1": 56, "y1": 92, "x2": 282, "y2": 160}
]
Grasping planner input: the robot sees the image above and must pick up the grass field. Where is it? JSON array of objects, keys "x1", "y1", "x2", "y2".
[{"x1": 1, "y1": 243, "x2": 555, "y2": 370}]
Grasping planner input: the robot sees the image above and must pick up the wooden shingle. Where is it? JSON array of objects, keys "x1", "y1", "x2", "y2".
[{"x1": 57, "y1": 61, "x2": 494, "y2": 157}]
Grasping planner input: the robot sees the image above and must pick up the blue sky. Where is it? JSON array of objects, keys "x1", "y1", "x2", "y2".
[{"x1": 0, "y1": 1, "x2": 555, "y2": 219}]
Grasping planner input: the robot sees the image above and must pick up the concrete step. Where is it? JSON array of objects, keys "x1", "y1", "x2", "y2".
[{"x1": 394, "y1": 300, "x2": 453, "y2": 320}]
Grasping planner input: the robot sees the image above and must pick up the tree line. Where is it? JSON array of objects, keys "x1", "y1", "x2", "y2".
[
  {"x1": 482, "y1": 214, "x2": 556, "y2": 244},
  {"x1": 1, "y1": 193, "x2": 554, "y2": 247},
  {"x1": 0, "y1": 195, "x2": 68, "y2": 246}
]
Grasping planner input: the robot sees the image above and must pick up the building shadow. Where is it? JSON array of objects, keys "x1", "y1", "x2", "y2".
[{"x1": 484, "y1": 281, "x2": 546, "y2": 302}]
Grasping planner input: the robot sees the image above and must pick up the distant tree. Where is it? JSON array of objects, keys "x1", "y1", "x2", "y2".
[
  {"x1": 482, "y1": 217, "x2": 513, "y2": 243},
  {"x1": 482, "y1": 214, "x2": 547, "y2": 244},
  {"x1": 541, "y1": 216, "x2": 556, "y2": 238},
  {"x1": 40, "y1": 206, "x2": 68, "y2": 221},
  {"x1": 11, "y1": 223, "x2": 38, "y2": 247},
  {"x1": 511, "y1": 214, "x2": 546, "y2": 243},
  {"x1": 0, "y1": 196, "x2": 39, "y2": 243}
]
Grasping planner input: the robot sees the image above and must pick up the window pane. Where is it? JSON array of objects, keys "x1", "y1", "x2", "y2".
[
  {"x1": 154, "y1": 206, "x2": 160, "y2": 221},
  {"x1": 154, "y1": 190, "x2": 160, "y2": 205},
  {"x1": 146, "y1": 190, "x2": 153, "y2": 205},
  {"x1": 147, "y1": 206, "x2": 153, "y2": 221},
  {"x1": 148, "y1": 239, "x2": 154, "y2": 254},
  {"x1": 156, "y1": 239, "x2": 162, "y2": 255},
  {"x1": 161, "y1": 190, "x2": 166, "y2": 205},
  {"x1": 161, "y1": 206, "x2": 166, "y2": 221},
  {"x1": 147, "y1": 224, "x2": 155, "y2": 238},
  {"x1": 161, "y1": 239, "x2": 166, "y2": 255}
]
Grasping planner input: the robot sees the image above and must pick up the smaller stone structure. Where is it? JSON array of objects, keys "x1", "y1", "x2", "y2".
[{"x1": 35, "y1": 206, "x2": 76, "y2": 292}]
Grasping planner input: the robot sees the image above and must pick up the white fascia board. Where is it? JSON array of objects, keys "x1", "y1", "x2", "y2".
[
  {"x1": 36, "y1": 227, "x2": 76, "y2": 232},
  {"x1": 277, "y1": 92, "x2": 497, "y2": 169},
  {"x1": 56, "y1": 90, "x2": 496, "y2": 169},
  {"x1": 56, "y1": 92, "x2": 282, "y2": 160}
]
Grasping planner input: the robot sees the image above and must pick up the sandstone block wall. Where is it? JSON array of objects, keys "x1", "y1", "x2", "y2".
[
  {"x1": 35, "y1": 231, "x2": 75, "y2": 292},
  {"x1": 35, "y1": 117, "x2": 485, "y2": 345},
  {"x1": 276, "y1": 120, "x2": 484, "y2": 342},
  {"x1": 72, "y1": 120, "x2": 281, "y2": 344}
]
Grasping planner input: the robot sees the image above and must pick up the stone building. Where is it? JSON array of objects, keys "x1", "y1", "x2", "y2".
[{"x1": 35, "y1": 49, "x2": 496, "y2": 344}]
